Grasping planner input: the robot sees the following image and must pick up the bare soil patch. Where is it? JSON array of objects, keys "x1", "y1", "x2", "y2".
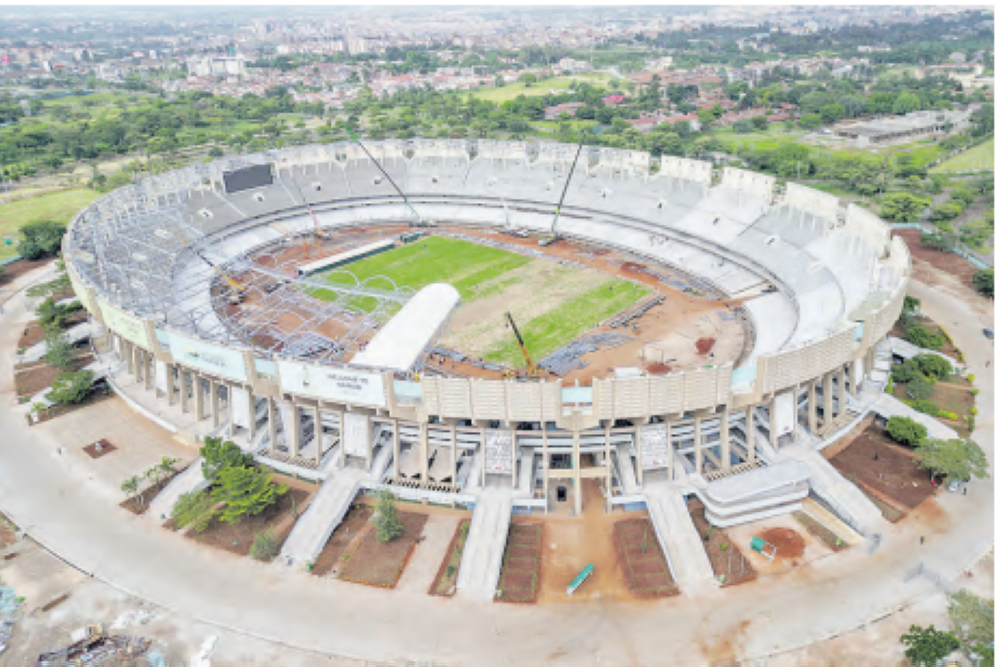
[
  {"x1": 758, "y1": 527, "x2": 805, "y2": 560},
  {"x1": 688, "y1": 501, "x2": 757, "y2": 587},
  {"x1": 496, "y1": 522, "x2": 543, "y2": 604},
  {"x1": 19, "y1": 321, "x2": 49, "y2": 350},
  {"x1": 828, "y1": 423, "x2": 937, "y2": 510},
  {"x1": 893, "y1": 229, "x2": 978, "y2": 289},
  {"x1": 83, "y1": 438, "x2": 117, "y2": 459},
  {"x1": 31, "y1": 388, "x2": 113, "y2": 424},
  {"x1": 695, "y1": 337, "x2": 716, "y2": 355},
  {"x1": 14, "y1": 352, "x2": 94, "y2": 399},
  {"x1": 0, "y1": 258, "x2": 52, "y2": 287},
  {"x1": 310, "y1": 503, "x2": 373, "y2": 577},
  {"x1": 186, "y1": 486, "x2": 313, "y2": 557},
  {"x1": 0, "y1": 515, "x2": 18, "y2": 549},
  {"x1": 429, "y1": 519, "x2": 471, "y2": 597},
  {"x1": 339, "y1": 511, "x2": 428, "y2": 588},
  {"x1": 613, "y1": 518, "x2": 679, "y2": 598}
]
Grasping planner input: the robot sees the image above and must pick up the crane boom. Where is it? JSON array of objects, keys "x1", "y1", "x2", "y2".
[
  {"x1": 505, "y1": 311, "x2": 539, "y2": 377},
  {"x1": 345, "y1": 128, "x2": 423, "y2": 226},
  {"x1": 196, "y1": 250, "x2": 245, "y2": 293},
  {"x1": 548, "y1": 130, "x2": 589, "y2": 236}
]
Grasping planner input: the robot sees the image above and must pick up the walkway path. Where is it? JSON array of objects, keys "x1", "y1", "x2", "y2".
[
  {"x1": 455, "y1": 482, "x2": 512, "y2": 603},
  {"x1": 279, "y1": 466, "x2": 368, "y2": 568},
  {"x1": 0, "y1": 263, "x2": 992, "y2": 665},
  {"x1": 643, "y1": 480, "x2": 715, "y2": 590}
]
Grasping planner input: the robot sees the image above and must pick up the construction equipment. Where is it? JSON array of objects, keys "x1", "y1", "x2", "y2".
[
  {"x1": 288, "y1": 169, "x2": 328, "y2": 258},
  {"x1": 505, "y1": 311, "x2": 540, "y2": 378},
  {"x1": 196, "y1": 251, "x2": 247, "y2": 304},
  {"x1": 566, "y1": 563, "x2": 595, "y2": 595},
  {"x1": 542, "y1": 128, "x2": 589, "y2": 246},
  {"x1": 345, "y1": 128, "x2": 427, "y2": 227}
]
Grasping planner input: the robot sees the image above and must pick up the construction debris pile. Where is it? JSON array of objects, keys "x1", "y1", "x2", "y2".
[
  {"x1": 36, "y1": 626, "x2": 151, "y2": 667},
  {"x1": 609, "y1": 295, "x2": 665, "y2": 329},
  {"x1": 429, "y1": 347, "x2": 504, "y2": 373},
  {"x1": 539, "y1": 333, "x2": 633, "y2": 377}
]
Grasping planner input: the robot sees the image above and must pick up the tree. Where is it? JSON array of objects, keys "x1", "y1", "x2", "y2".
[
  {"x1": 518, "y1": 73, "x2": 537, "y2": 87},
  {"x1": 36, "y1": 297, "x2": 81, "y2": 330},
  {"x1": 892, "y1": 92, "x2": 921, "y2": 115},
  {"x1": 797, "y1": 113, "x2": 822, "y2": 131},
  {"x1": 45, "y1": 331, "x2": 76, "y2": 371},
  {"x1": 915, "y1": 438, "x2": 990, "y2": 483},
  {"x1": 900, "y1": 625, "x2": 960, "y2": 666},
  {"x1": 121, "y1": 475, "x2": 142, "y2": 507},
  {"x1": 903, "y1": 296, "x2": 921, "y2": 314},
  {"x1": 929, "y1": 202, "x2": 962, "y2": 222},
  {"x1": 907, "y1": 373, "x2": 935, "y2": 401},
  {"x1": 212, "y1": 466, "x2": 286, "y2": 524},
  {"x1": 891, "y1": 358, "x2": 923, "y2": 384},
  {"x1": 374, "y1": 489, "x2": 404, "y2": 543},
  {"x1": 947, "y1": 590, "x2": 994, "y2": 652},
  {"x1": 879, "y1": 193, "x2": 930, "y2": 222},
  {"x1": 19, "y1": 220, "x2": 66, "y2": 260},
  {"x1": 47, "y1": 370, "x2": 94, "y2": 405},
  {"x1": 973, "y1": 269, "x2": 993, "y2": 298},
  {"x1": 201, "y1": 436, "x2": 254, "y2": 482},
  {"x1": 886, "y1": 416, "x2": 927, "y2": 448},
  {"x1": 819, "y1": 103, "x2": 844, "y2": 124}
]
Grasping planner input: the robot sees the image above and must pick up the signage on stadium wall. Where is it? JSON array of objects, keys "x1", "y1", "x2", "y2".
[
  {"x1": 167, "y1": 332, "x2": 249, "y2": 382},
  {"x1": 277, "y1": 360, "x2": 386, "y2": 408},
  {"x1": 97, "y1": 299, "x2": 151, "y2": 348},
  {"x1": 773, "y1": 391, "x2": 796, "y2": 437}
]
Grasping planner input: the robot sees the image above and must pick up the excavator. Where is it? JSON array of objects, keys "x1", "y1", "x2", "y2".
[{"x1": 502, "y1": 311, "x2": 541, "y2": 379}]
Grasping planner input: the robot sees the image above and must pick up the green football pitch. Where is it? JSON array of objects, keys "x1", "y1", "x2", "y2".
[{"x1": 314, "y1": 235, "x2": 649, "y2": 367}]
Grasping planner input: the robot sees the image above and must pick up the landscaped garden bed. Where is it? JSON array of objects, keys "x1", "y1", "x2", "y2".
[
  {"x1": 120, "y1": 470, "x2": 181, "y2": 516},
  {"x1": 828, "y1": 423, "x2": 937, "y2": 511},
  {"x1": 495, "y1": 522, "x2": 543, "y2": 604},
  {"x1": 688, "y1": 501, "x2": 757, "y2": 587},
  {"x1": 613, "y1": 518, "x2": 679, "y2": 598},
  {"x1": 310, "y1": 503, "x2": 374, "y2": 577},
  {"x1": 792, "y1": 512, "x2": 849, "y2": 552},
  {"x1": 15, "y1": 352, "x2": 94, "y2": 400},
  {"x1": 186, "y1": 485, "x2": 313, "y2": 557},
  {"x1": 429, "y1": 519, "x2": 471, "y2": 597},
  {"x1": 338, "y1": 511, "x2": 428, "y2": 588}
]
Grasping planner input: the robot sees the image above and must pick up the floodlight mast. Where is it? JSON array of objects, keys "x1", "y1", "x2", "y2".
[
  {"x1": 345, "y1": 128, "x2": 424, "y2": 226},
  {"x1": 548, "y1": 129, "x2": 589, "y2": 237}
]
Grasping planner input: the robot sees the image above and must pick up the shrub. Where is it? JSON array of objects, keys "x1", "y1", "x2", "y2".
[
  {"x1": 886, "y1": 416, "x2": 928, "y2": 448},
  {"x1": 909, "y1": 399, "x2": 941, "y2": 417},
  {"x1": 914, "y1": 354, "x2": 952, "y2": 381},
  {"x1": 374, "y1": 490, "x2": 404, "y2": 544},
  {"x1": 906, "y1": 325, "x2": 945, "y2": 351},
  {"x1": 906, "y1": 374, "x2": 935, "y2": 401},
  {"x1": 36, "y1": 297, "x2": 82, "y2": 330},
  {"x1": 171, "y1": 489, "x2": 218, "y2": 532},
  {"x1": 19, "y1": 220, "x2": 66, "y2": 260},
  {"x1": 249, "y1": 528, "x2": 281, "y2": 561},
  {"x1": 201, "y1": 436, "x2": 254, "y2": 482},
  {"x1": 891, "y1": 359, "x2": 923, "y2": 384},
  {"x1": 47, "y1": 370, "x2": 94, "y2": 404},
  {"x1": 973, "y1": 269, "x2": 994, "y2": 298},
  {"x1": 44, "y1": 331, "x2": 77, "y2": 371}
]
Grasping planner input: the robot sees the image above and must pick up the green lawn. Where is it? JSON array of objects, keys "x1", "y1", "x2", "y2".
[
  {"x1": 484, "y1": 280, "x2": 650, "y2": 367},
  {"x1": 0, "y1": 188, "x2": 100, "y2": 261},
  {"x1": 931, "y1": 137, "x2": 995, "y2": 173},
  {"x1": 468, "y1": 74, "x2": 612, "y2": 103}
]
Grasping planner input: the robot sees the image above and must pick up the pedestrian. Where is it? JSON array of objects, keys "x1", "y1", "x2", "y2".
[
  {"x1": 874, "y1": 453, "x2": 879, "y2": 461},
  {"x1": 920, "y1": 536, "x2": 925, "y2": 545},
  {"x1": 987, "y1": 361, "x2": 991, "y2": 368},
  {"x1": 963, "y1": 487, "x2": 967, "y2": 496}
]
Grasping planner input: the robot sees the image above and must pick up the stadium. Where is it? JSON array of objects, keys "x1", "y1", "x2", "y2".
[{"x1": 63, "y1": 139, "x2": 909, "y2": 597}]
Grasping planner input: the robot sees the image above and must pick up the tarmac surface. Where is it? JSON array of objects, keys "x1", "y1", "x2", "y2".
[{"x1": 0, "y1": 260, "x2": 993, "y2": 665}]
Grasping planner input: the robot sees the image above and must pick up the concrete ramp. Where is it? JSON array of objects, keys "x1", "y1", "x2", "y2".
[
  {"x1": 455, "y1": 485, "x2": 512, "y2": 602},
  {"x1": 279, "y1": 467, "x2": 367, "y2": 568},
  {"x1": 614, "y1": 443, "x2": 639, "y2": 494},
  {"x1": 643, "y1": 481, "x2": 715, "y2": 589},
  {"x1": 147, "y1": 459, "x2": 208, "y2": 520},
  {"x1": 784, "y1": 447, "x2": 886, "y2": 536}
]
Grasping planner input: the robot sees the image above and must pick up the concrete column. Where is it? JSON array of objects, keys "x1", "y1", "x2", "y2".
[
  {"x1": 288, "y1": 404, "x2": 301, "y2": 459},
  {"x1": 572, "y1": 429, "x2": 582, "y2": 516},
  {"x1": 392, "y1": 418, "x2": 401, "y2": 480},
  {"x1": 542, "y1": 428, "x2": 549, "y2": 514},
  {"x1": 605, "y1": 424, "x2": 613, "y2": 513},
  {"x1": 634, "y1": 425, "x2": 644, "y2": 486},
  {"x1": 451, "y1": 424, "x2": 458, "y2": 489},
  {"x1": 193, "y1": 375, "x2": 205, "y2": 421},
  {"x1": 419, "y1": 422, "x2": 429, "y2": 487},
  {"x1": 511, "y1": 429, "x2": 518, "y2": 490},
  {"x1": 479, "y1": 427, "x2": 486, "y2": 488},
  {"x1": 226, "y1": 384, "x2": 236, "y2": 437},
  {"x1": 807, "y1": 381, "x2": 818, "y2": 435},
  {"x1": 745, "y1": 406, "x2": 756, "y2": 463},
  {"x1": 842, "y1": 365, "x2": 851, "y2": 401},
  {"x1": 823, "y1": 372, "x2": 834, "y2": 423},
  {"x1": 210, "y1": 380, "x2": 220, "y2": 428},
  {"x1": 337, "y1": 411, "x2": 346, "y2": 469},
  {"x1": 769, "y1": 396, "x2": 779, "y2": 449},
  {"x1": 313, "y1": 405, "x2": 322, "y2": 466},
  {"x1": 125, "y1": 342, "x2": 135, "y2": 375},
  {"x1": 179, "y1": 370, "x2": 189, "y2": 414},
  {"x1": 144, "y1": 352, "x2": 154, "y2": 391},
  {"x1": 720, "y1": 407, "x2": 731, "y2": 470},
  {"x1": 246, "y1": 389, "x2": 257, "y2": 439},
  {"x1": 665, "y1": 420, "x2": 673, "y2": 477},
  {"x1": 166, "y1": 365, "x2": 177, "y2": 406},
  {"x1": 694, "y1": 415, "x2": 703, "y2": 474},
  {"x1": 267, "y1": 399, "x2": 277, "y2": 454}
]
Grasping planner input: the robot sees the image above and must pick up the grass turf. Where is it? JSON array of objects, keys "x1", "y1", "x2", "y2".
[
  {"x1": 931, "y1": 137, "x2": 995, "y2": 173},
  {"x1": 315, "y1": 235, "x2": 648, "y2": 366},
  {"x1": 468, "y1": 74, "x2": 611, "y2": 103},
  {"x1": 0, "y1": 188, "x2": 101, "y2": 261}
]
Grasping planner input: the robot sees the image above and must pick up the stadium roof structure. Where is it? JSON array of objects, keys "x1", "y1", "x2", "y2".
[{"x1": 351, "y1": 283, "x2": 461, "y2": 372}]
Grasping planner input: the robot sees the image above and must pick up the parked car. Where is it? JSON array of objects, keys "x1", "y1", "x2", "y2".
[
  {"x1": 948, "y1": 479, "x2": 961, "y2": 493},
  {"x1": 983, "y1": 328, "x2": 994, "y2": 340}
]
